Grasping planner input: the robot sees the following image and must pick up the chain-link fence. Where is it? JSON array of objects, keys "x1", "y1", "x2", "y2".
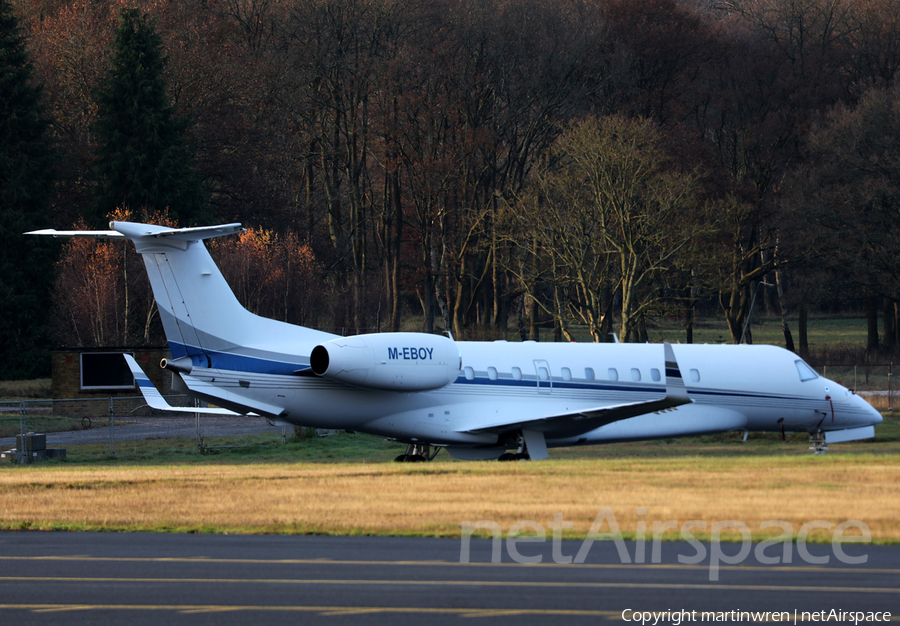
[
  {"x1": 817, "y1": 363, "x2": 894, "y2": 411},
  {"x1": 0, "y1": 395, "x2": 286, "y2": 463}
]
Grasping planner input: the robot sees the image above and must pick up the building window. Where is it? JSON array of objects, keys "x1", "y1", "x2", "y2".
[{"x1": 80, "y1": 353, "x2": 135, "y2": 390}]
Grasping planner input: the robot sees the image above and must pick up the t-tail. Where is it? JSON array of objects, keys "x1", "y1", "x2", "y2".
[{"x1": 27, "y1": 222, "x2": 336, "y2": 374}]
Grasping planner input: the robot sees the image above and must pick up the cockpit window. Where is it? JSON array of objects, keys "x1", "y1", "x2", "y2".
[{"x1": 795, "y1": 360, "x2": 819, "y2": 382}]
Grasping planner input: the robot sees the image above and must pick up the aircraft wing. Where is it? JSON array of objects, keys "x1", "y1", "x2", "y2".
[
  {"x1": 123, "y1": 354, "x2": 250, "y2": 416},
  {"x1": 463, "y1": 342, "x2": 692, "y2": 438}
]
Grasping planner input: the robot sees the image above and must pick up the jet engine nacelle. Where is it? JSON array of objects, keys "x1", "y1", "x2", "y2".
[{"x1": 310, "y1": 332, "x2": 461, "y2": 391}]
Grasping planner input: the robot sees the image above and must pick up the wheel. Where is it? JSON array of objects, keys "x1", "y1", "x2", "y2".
[
  {"x1": 394, "y1": 454, "x2": 409, "y2": 463},
  {"x1": 406, "y1": 454, "x2": 426, "y2": 463},
  {"x1": 497, "y1": 452, "x2": 517, "y2": 461}
]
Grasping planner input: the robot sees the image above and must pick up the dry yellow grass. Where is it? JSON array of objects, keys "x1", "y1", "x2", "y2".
[{"x1": 1, "y1": 455, "x2": 898, "y2": 541}]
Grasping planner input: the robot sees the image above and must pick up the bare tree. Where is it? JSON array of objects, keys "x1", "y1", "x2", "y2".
[{"x1": 513, "y1": 115, "x2": 703, "y2": 342}]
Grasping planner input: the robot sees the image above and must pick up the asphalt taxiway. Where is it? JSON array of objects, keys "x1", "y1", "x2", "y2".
[{"x1": 0, "y1": 532, "x2": 896, "y2": 625}]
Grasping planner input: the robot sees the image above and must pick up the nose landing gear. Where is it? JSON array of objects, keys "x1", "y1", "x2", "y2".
[{"x1": 809, "y1": 431, "x2": 828, "y2": 455}]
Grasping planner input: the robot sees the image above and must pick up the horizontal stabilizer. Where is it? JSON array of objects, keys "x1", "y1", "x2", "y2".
[
  {"x1": 27, "y1": 222, "x2": 244, "y2": 243},
  {"x1": 111, "y1": 222, "x2": 244, "y2": 242},
  {"x1": 123, "y1": 354, "x2": 247, "y2": 415},
  {"x1": 25, "y1": 228, "x2": 124, "y2": 239}
]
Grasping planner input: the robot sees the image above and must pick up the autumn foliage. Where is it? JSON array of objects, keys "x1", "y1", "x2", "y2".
[
  {"x1": 210, "y1": 228, "x2": 319, "y2": 326},
  {"x1": 50, "y1": 209, "x2": 321, "y2": 347}
]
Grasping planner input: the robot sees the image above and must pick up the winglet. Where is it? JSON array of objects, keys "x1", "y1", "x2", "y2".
[
  {"x1": 123, "y1": 354, "x2": 243, "y2": 415},
  {"x1": 664, "y1": 342, "x2": 691, "y2": 403}
]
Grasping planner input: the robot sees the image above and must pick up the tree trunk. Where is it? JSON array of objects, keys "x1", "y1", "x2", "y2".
[
  {"x1": 423, "y1": 271, "x2": 435, "y2": 333},
  {"x1": 389, "y1": 169, "x2": 402, "y2": 332},
  {"x1": 775, "y1": 268, "x2": 794, "y2": 352},
  {"x1": 884, "y1": 298, "x2": 895, "y2": 348},
  {"x1": 867, "y1": 296, "x2": 879, "y2": 352},
  {"x1": 798, "y1": 305, "x2": 809, "y2": 358},
  {"x1": 685, "y1": 282, "x2": 694, "y2": 344}
]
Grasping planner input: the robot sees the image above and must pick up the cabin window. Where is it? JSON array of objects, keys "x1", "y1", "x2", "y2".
[
  {"x1": 464, "y1": 366, "x2": 475, "y2": 380},
  {"x1": 512, "y1": 367, "x2": 522, "y2": 380},
  {"x1": 538, "y1": 366, "x2": 550, "y2": 381},
  {"x1": 487, "y1": 367, "x2": 498, "y2": 380},
  {"x1": 584, "y1": 367, "x2": 595, "y2": 381},
  {"x1": 689, "y1": 369, "x2": 701, "y2": 383},
  {"x1": 608, "y1": 368, "x2": 619, "y2": 381},
  {"x1": 651, "y1": 368, "x2": 661, "y2": 382},
  {"x1": 795, "y1": 360, "x2": 819, "y2": 382},
  {"x1": 631, "y1": 368, "x2": 641, "y2": 382},
  {"x1": 561, "y1": 367, "x2": 572, "y2": 381}
]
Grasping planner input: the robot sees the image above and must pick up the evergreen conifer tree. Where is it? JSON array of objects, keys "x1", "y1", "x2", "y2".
[
  {"x1": 0, "y1": 0, "x2": 56, "y2": 379},
  {"x1": 93, "y1": 8, "x2": 206, "y2": 225}
]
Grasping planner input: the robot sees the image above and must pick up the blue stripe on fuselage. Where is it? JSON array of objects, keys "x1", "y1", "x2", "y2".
[{"x1": 167, "y1": 342, "x2": 309, "y2": 375}]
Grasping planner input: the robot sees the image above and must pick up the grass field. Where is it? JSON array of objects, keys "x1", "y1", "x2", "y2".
[
  {"x1": 501, "y1": 315, "x2": 876, "y2": 351},
  {"x1": 647, "y1": 316, "x2": 870, "y2": 349},
  {"x1": 1, "y1": 412, "x2": 897, "y2": 543},
  {"x1": 0, "y1": 379, "x2": 51, "y2": 400}
]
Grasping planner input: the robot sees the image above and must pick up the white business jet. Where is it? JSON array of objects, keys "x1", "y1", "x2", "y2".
[{"x1": 29, "y1": 222, "x2": 882, "y2": 460}]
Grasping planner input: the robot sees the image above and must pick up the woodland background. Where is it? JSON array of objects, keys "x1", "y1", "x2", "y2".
[{"x1": 2, "y1": 0, "x2": 900, "y2": 378}]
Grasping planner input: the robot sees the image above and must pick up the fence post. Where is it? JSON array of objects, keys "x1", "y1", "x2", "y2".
[
  {"x1": 890, "y1": 363, "x2": 893, "y2": 412},
  {"x1": 19, "y1": 400, "x2": 27, "y2": 465},
  {"x1": 196, "y1": 403, "x2": 204, "y2": 454},
  {"x1": 108, "y1": 396, "x2": 115, "y2": 457}
]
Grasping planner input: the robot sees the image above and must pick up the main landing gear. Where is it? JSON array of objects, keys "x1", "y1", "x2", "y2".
[
  {"x1": 809, "y1": 431, "x2": 828, "y2": 455},
  {"x1": 394, "y1": 443, "x2": 440, "y2": 463},
  {"x1": 498, "y1": 451, "x2": 530, "y2": 461},
  {"x1": 497, "y1": 430, "x2": 549, "y2": 461}
]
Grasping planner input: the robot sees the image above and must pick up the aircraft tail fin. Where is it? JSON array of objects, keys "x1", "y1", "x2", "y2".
[{"x1": 28, "y1": 222, "x2": 335, "y2": 370}]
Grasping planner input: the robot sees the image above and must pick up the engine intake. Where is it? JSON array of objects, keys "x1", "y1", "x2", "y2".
[{"x1": 310, "y1": 333, "x2": 461, "y2": 391}]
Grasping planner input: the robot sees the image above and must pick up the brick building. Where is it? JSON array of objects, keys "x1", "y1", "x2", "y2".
[{"x1": 51, "y1": 347, "x2": 185, "y2": 416}]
